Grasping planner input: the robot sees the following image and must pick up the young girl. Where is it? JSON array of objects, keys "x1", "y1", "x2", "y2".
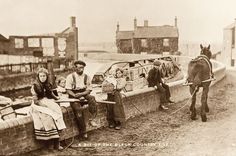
[
  {"x1": 56, "y1": 77, "x2": 68, "y2": 98},
  {"x1": 56, "y1": 77, "x2": 70, "y2": 107},
  {"x1": 30, "y1": 68, "x2": 66, "y2": 150},
  {"x1": 106, "y1": 68, "x2": 127, "y2": 130}
]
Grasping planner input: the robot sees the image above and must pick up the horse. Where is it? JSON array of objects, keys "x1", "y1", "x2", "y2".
[{"x1": 187, "y1": 44, "x2": 213, "y2": 122}]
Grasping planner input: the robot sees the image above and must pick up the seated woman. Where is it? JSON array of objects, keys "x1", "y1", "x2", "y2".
[
  {"x1": 30, "y1": 68, "x2": 66, "y2": 150},
  {"x1": 106, "y1": 68, "x2": 127, "y2": 130}
]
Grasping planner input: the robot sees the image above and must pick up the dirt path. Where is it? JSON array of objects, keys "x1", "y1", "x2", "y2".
[
  {"x1": 26, "y1": 71, "x2": 236, "y2": 156},
  {"x1": 149, "y1": 71, "x2": 236, "y2": 156}
]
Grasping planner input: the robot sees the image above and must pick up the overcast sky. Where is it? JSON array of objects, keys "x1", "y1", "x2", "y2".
[{"x1": 1, "y1": 0, "x2": 236, "y2": 44}]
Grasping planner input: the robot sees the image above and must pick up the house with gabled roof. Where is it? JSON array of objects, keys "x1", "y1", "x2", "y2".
[{"x1": 116, "y1": 17, "x2": 179, "y2": 54}]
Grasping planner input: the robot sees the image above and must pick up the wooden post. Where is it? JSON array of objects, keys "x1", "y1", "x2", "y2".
[
  {"x1": 46, "y1": 57, "x2": 57, "y2": 89},
  {"x1": 131, "y1": 38, "x2": 135, "y2": 54}
]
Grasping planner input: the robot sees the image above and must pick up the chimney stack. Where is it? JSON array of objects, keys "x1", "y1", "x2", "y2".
[
  {"x1": 70, "y1": 16, "x2": 76, "y2": 28},
  {"x1": 144, "y1": 20, "x2": 148, "y2": 27},
  {"x1": 116, "y1": 22, "x2": 120, "y2": 32},
  {"x1": 174, "y1": 16, "x2": 177, "y2": 27},
  {"x1": 134, "y1": 17, "x2": 137, "y2": 29}
]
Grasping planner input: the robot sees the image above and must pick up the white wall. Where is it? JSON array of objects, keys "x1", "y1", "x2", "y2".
[{"x1": 222, "y1": 28, "x2": 233, "y2": 67}]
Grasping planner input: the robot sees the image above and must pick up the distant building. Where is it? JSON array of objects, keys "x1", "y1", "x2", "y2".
[
  {"x1": 222, "y1": 19, "x2": 236, "y2": 67},
  {"x1": 116, "y1": 17, "x2": 179, "y2": 54},
  {"x1": 0, "y1": 34, "x2": 9, "y2": 54},
  {"x1": 0, "y1": 17, "x2": 78, "y2": 61}
]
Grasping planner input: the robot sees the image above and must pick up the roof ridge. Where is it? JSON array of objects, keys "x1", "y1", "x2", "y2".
[{"x1": 0, "y1": 34, "x2": 9, "y2": 41}]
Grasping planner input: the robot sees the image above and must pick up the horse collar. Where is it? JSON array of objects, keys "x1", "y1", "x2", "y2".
[{"x1": 198, "y1": 55, "x2": 213, "y2": 78}]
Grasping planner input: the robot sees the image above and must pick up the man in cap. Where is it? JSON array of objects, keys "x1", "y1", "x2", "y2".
[
  {"x1": 147, "y1": 59, "x2": 174, "y2": 110},
  {"x1": 65, "y1": 60, "x2": 97, "y2": 140}
]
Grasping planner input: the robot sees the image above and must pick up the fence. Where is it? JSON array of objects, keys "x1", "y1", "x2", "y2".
[{"x1": 0, "y1": 59, "x2": 74, "y2": 75}]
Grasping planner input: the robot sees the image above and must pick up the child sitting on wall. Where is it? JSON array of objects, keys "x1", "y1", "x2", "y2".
[
  {"x1": 56, "y1": 77, "x2": 68, "y2": 98},
  {"x1": 56, "y1": 77, "x2": 70, "y2": 107}
]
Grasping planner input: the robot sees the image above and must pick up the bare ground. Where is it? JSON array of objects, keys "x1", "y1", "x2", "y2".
[{"x1": 26, "y1": 71, "x2": 236, "y2": 156}]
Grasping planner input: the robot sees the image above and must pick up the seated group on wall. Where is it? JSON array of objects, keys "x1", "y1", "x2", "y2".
[{"x1": 0, "y1": 59, "x2": 177, "y2": 151}]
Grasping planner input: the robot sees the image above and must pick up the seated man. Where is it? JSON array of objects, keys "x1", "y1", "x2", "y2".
[
  {"x1": 65, "y1": 60, "x2": 97, "y2": 140},
  {"x1": 147, "y1": 60, "x2": 174, "y2": 110}
]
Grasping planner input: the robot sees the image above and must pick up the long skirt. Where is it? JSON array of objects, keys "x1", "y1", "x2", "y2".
[
  {"x1": 106, "y1": 91, "x2": 126, "y2": 124},
  {"x1": 30, "y1": 98, "x2": 66, "y2": 140}
]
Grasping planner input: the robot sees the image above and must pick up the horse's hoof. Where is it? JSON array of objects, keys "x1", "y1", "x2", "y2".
[
  {"x1": 201, "y1": 115, "x2": 207, "y2": 122},
  {"x1": 190, "y1": 107, "x2": 196, "y2": 112},
  {"x1": 191, "y1": 114, "x2": 197, "y2": 120},
  {"x1": 191, "y1": 116, "x2": 197, "y2": 120}
]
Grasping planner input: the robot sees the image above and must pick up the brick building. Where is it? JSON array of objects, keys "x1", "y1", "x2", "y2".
[
  {"x1": 0, "y1": 16, "x2": 78, "y2": 61},
  {"x1": 116, "y1": 17, "x2": 179, "y2": 54},
  {"x1": 0, "y1": 34, "x2": 10, "y2": 54}
]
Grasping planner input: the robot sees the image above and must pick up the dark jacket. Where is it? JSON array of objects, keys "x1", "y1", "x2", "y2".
[
  {"x1": 33, "y1": 82, "x2": 54, "y2": 100},
  {"x1": 147, "y1": 67, "x2": 163, "y2": 87}
]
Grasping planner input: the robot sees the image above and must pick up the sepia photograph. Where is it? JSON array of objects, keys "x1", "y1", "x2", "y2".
[{"x1": 0, "y1": 0, "x2": 235, "y2": 155}]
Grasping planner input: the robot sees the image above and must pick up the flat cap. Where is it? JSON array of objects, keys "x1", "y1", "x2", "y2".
[
  {"x1": 153, "y1": 60, "x2": 161, "y2": 66},
  {"x1": 74, "y1": 60, "x2": 86, "y2": 67}
]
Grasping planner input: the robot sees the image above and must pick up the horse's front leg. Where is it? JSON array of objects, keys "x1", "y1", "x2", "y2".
[
  {"x1": 190, "y1": 86, "x2": 197, "y2": 120},
  {"x1": 201, "y1": 87, "x2": 209, "y2": 122}
]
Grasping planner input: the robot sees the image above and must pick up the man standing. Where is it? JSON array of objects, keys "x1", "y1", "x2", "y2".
[
  {"x1": 147, "y1": 60, "x2": 174, "y2": 110},
  {"x1": 65, "y1": 60, "x2": 97, "y2": 140}
]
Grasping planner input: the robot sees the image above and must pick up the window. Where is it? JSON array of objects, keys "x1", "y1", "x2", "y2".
[
  {"x1": 231, "y1": 59, "x2": 235, "y2": 67},
  {"x1": 163, "y1": 39, "x2": 169, "y2": 47},
  {"x1": 92, "y1": 75, "x2": 104, "y2": 85},
  {"x1": 42, "y1": 38, "x2": 54, "y2": 56},
  {"x1": 15, "y1": 38, "x2": 24, "y2": 48},
  {"x1": 42, "y1": 38, "x2": 54, "y2": 47},
  {"x1": 141, "y1": 39, "x2": 148, "y2": 48},
  {"x1": 28, "y1": 38, "x2": 40, "y2": 47}
]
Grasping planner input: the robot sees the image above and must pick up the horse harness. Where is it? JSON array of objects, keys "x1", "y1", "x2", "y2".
[
  {"x1": 184, "y1": 55, "x2": 215, "y2": 86},
  {"x1": 195, "y1": 55, "x2": 213, "y2": 79}
]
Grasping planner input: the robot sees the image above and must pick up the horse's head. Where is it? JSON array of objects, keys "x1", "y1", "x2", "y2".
[{"x1": 200, "y1": 44, "x2": 212, "y2": 59}]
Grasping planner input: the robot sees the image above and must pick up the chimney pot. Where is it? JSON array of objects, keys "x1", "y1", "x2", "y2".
[
  {"x1": 116, "y1": 22, "x2": 120, "y2": 32},
  {"x1": 70, "y1": 16, "x2": 76, "y2": 28},
  {"x1": 175, "y1": 16, "x2": 177, "y2": 27},
  {"x1": 134, "y1": 17, "x2": 137, "y2": 29}
]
